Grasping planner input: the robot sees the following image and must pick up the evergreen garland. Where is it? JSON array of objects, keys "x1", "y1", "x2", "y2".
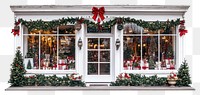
[
  {"x1": 110, "y1": 74, "x2": 167, "y2": 86},
  {"x1": 18, "y1": 17, "x2": 180, "y2": 32},
  {"x1": 24, "y1": 74, "x2": 86, "y2": 87}
]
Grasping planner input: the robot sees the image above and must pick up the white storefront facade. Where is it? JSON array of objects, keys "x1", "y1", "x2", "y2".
[{"x1": 10, "y1": 5, "x2": 189, "y2": 83}]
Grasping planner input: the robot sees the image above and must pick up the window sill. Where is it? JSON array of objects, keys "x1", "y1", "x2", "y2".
[
  {"x1": 5, "y1": 86, "x2": 195, "y2": 91},
  {"x1": 26, "y1": 70, "x2": 76, "y2": 74},
  {"x1": 122, "y1": 70, "x2": 177, "y2": 74}
]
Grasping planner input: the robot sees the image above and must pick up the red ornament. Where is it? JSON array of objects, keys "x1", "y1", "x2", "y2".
[
  {"x1": 179, "y1": 20, "x2": 188, "y2": 37},
  {"x1": 92, "y1": 7, "x2": 105, "y2": 23}
]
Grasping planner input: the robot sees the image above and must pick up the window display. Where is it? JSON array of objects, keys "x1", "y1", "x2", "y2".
[
  {"x1": 123, "y1": 23, "x2": 176, "y2": 70},
  {"x1": 23, "y1": 26, "x2": 76, "y2": 70}
]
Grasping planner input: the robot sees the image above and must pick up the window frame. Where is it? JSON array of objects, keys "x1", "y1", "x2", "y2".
[
  {"x1": 22, "y1": 25, "x2": 77, "y2": 74},
  {"x1": 121, "y1": 24, "x2": 180, "y2": 74}
]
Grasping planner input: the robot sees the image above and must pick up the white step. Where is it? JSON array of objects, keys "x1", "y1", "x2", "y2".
[{"x1": 86, "y1": 82, "x2": 110, "y2": 87}]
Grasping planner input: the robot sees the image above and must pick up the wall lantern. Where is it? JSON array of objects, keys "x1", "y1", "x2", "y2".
[
  {"x1": 115, "y1": 38, "x2": 120, "y2": 50},
  {"x1": 78, "y1": 37, "x2": 83, "y2": 50}
]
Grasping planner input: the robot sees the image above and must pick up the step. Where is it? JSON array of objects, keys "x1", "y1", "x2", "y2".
[{"x1": 86, "y1": 82, "x2": 110, "y2": 87}]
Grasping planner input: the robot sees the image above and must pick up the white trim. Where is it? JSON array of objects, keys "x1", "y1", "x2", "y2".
[{"x1": 10, "y1": 5, "x2": 189, "y2": 15}]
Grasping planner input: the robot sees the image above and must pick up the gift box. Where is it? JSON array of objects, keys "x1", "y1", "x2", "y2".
[{"x1": 58, "y1": 59, "x2": 66, "y2": 70}]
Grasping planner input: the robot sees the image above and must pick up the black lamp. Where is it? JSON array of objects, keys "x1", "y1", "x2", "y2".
[
  {"x1": 115, "y1": 38, "x2": 120, "y2": 50},
  {"x1": 78, "y1": 37, "x2": 83, "y2": 50}
]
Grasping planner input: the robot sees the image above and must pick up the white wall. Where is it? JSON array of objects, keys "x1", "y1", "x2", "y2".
[{"x1": 0, "y1": 0, "x2": 199, "y2": 95}]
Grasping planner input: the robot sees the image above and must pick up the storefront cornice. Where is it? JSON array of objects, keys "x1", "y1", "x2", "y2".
[{"x1": 10, "y1": 5, "x2": 190, "y2": 16}]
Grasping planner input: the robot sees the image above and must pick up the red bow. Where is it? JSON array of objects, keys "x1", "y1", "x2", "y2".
[
  {"x1": 179, "y1": 20, "x2": 188, "y2": 37},
  {"x1": 179, "y1": 29, "x2": 188, "y2": 37},
  {"x1": 11, "y1": 28, "x2": 20, "y2": 36},
  {"x1": 92, "y1": 7, "x2": 105, "y2": 23}
]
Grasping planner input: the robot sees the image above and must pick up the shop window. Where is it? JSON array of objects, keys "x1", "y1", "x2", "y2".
[
  {"x1": 23, "y1": 25, "x2": 76, "y2": 71},
  {"x1": 123, "y1": 23, "x2": 176, "y2": 70}
]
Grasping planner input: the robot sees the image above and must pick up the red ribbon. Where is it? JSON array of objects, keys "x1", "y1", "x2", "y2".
[
  {"x1": 11, "y1": 29, "x2": 19, "y2": 36},
  {"x1": 179, "y1": 29, "x2": 188, "y2": 37},
  {"x1": 179, "y1": 20, "x2": 188, "y2": 37},
  {"x1": 92, "y1": 7, "x2": 105, "y2": 23}
]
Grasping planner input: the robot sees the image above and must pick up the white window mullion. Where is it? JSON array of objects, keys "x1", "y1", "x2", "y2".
[
  {"x1": 140, "y1": 28, "x2": 143, "y2": 70},
  {"x1": 39, "y1": 31, "x2": 41, "y2": 70},
  {"x1": 158, "y1": 30, "x2": 161, "y2": 70},
  {"x1": 57, "y1": 27, "x2": 59, "y2": 70}
]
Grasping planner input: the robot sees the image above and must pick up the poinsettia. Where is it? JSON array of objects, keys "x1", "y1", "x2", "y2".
[
  {"x1": 167, "y1": 72, "x2": 178, "y2": 80},
  {"x1": 69, "y1": 73, "x2": 82, "y2": 81},
  {"x1": 118, "y1": 73, "x2": 131, "y2": 80}
]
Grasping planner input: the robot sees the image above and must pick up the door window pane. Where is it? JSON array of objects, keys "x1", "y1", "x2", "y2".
[
  {"x1": 88, "y1": 63, "x2": 98, "y2": 75},
  {"x1": 100, "y1": 63, "x2": 110, "y2": 75}
]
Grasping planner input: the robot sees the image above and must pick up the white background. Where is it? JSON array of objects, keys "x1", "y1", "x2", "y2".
[{"x1": 0, "y1": 0, "x2": 199, "y2": 95}]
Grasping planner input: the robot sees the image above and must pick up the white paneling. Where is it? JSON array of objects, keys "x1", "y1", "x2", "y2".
[
  {"x1": 82, "y1": 0, "x2": 110, "y2": 5},
  {"x1": 27, "y1": 0, "x2": 55, "y2": 5},
  {"x1": 137, "y1": 0, "x2": 165, "y2": 5}
]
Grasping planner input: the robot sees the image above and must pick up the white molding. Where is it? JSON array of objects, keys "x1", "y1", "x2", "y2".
[{"x1": 10, "y1": 5, "x2": 190, "y2": 15}]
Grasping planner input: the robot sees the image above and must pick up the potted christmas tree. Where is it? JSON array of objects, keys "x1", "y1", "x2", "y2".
[{"x1": 8, "y1": 47, "x2": 26, "y2": 86}]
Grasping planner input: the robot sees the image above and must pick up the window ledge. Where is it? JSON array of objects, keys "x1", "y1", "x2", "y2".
[
  {"x1": 122, "y1": 70, "x2": 177, "y2": 74},
  {"x1": 26, "y1": 70, "x2": 76, "y2": 74},
  {"x1": 5, "y1": 86, "x2": 195, "y2": 91}
]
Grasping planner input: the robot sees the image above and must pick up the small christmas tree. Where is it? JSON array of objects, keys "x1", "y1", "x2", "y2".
[
  {"x1": 27, "y1": 60, "x2": 32, "y2": 69},
  {"x1": 176, "y1": 59, "x2": 192, "y2": 86},
  {"x1": 8, "y1": 47, "x2": 26, "y2": 86}
]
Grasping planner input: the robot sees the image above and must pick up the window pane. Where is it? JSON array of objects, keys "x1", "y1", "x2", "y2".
[
  {"x1": 40, "y1": 36, "x2": 57, "y2": 70},
  {"x1": 100, "y1": 38, "x2": 110, "y2": 49},
  {"x1": 88, "y1": 51, "x2": 98, "y2": 62},
  {"x1": 123, "y1": 36, "x2": 141, "y2": 70},
  {"x1": 58, "y1": 36, "x2": 75, "y2": 70},
  {"x1": 87, "y1": 24, "x2": 111, "y2": 33},
  {"x1": 88, "y1": 63, "x2": 98, "y2": 75},
  {"x1": 88, "y1": 38, "x2": 98, "y2": 49},
  {"x1": 59, "y1": 25, "x2": 75, "y2": 34},
  {"x1": 100, "y1": 51, "x2": 110, "y2": 62},
  {"x1": 142, "y1": 36, "x2": 158, "y2": 70},
  {"x1": 100, "y1": 63, "x2": 110, "y2": 75},
  {"x1": 123, "y1": 23, "x2": 141, "y2": 34},
  {"x1": 160, "y1": 27, "x2": 176, "y2": 34},
  {"x1": 160, "y1": 36, "x2": 176, "y2": 70},
  {"x1": 23, "y1": 35, "x2": 39, "y2": 70}
]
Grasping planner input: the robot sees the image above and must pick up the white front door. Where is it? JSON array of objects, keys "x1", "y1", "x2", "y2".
[{"x1": 85, "y1": 37, "x2": 113, "y2": 82}]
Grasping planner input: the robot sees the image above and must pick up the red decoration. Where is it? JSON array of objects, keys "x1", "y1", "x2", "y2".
[
  {"x1": 11, "y1": 20, "x2": 20, "y2": 36},
  {"x1": 179, "y1": 20, "x2": 188, "y2": 37},
  {"x1": 92, "y1": 7, "x2": 105, "y2": 23}
]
